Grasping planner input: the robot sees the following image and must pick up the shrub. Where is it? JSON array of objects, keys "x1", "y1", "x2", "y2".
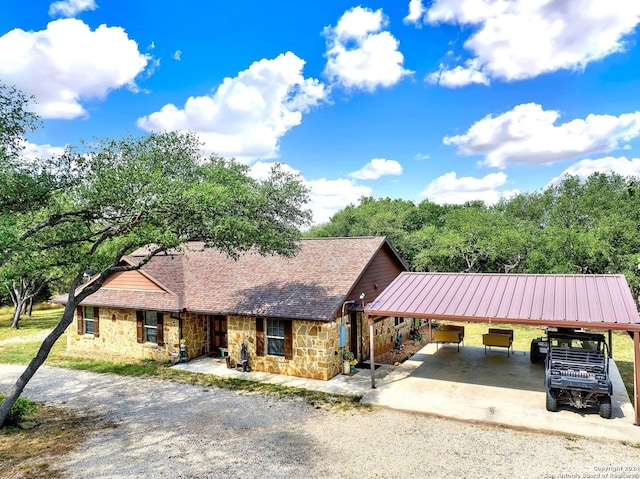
[{"x1": 0, "y1": 394, "x2": 38, "y2": 427}]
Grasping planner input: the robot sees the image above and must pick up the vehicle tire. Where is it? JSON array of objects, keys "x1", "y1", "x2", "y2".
[
  {"x1": 530, "y1": 339, "x2": 539, "y2": 363},
  {"x1": 546, "y1": 388, "x2": 558, "y2": 412},
  {"x1": 599, "y1": 395, "x2": 612, "y2": 419},
  {"x1": 530, "y1": 339, "x2": 545, "y2": 363}
]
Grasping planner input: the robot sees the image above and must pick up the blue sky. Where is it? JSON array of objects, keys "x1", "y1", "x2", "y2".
[{"x1": 2, "y1": 0, "x2": 640, "y2": 224}]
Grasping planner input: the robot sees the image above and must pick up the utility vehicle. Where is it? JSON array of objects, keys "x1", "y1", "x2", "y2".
[{"x1": 531, "y1": 329, "x2": 612, "y2": 419}]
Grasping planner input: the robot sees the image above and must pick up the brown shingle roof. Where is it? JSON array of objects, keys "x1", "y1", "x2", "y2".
[
  {"x1": 366, "y1": 272, "x2": 640, "y2": 331},
  {"x1": 80, "y1": 237, "x2": 402, "y2": 321}
]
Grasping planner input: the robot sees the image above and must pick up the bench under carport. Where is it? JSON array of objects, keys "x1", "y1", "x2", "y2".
[{"x1": 483, "y1": 328, "x2": 513, "y2": 356}]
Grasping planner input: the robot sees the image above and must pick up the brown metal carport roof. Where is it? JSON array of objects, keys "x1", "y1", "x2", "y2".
[{"x1": 364, "y1": 272, "x2": 640, "y2": 425}]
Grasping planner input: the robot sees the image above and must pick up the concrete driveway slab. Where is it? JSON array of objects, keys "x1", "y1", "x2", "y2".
[{"x1": 362, "y1": 343, "x2": 638, "y2": 442}]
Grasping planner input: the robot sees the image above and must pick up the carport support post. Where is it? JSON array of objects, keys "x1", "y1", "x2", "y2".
[
  {"x1": 634, "y1": 331, "x2": 640, "y2": 426},
  {"x1": 608, "y1": 330, "x2": 613, "y2": 358},
  {"x1": 368, "y1": 315, "x2": 375, "y2": 389}
]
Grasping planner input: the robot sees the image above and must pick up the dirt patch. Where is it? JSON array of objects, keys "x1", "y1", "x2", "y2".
[
  {"x1": 0, "y1": 405, "x2": 105, "y2": 479},
  {"x1": 375, "y1": 332, "x2": 431, "y2": 365}
]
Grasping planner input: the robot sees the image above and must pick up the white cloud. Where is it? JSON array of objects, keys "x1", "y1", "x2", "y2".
[
  {"x1": 549, "y1": 156, "x2": 640, "y2": 186},
  {"x1": 21, "y1": 141, "x2": 66, "y2": 162},
  {"x1": 49, "y1": 0, "x2": 97, "y2": 17},
  {"x1": 349, "y1": 158, "x2": 403, "y2": 180},
  {"x1": 414, "y1": 153, "x2": 430, "y2": 160},
  {"x1": 174, "y1": 50, "x2": 182, "y2": 61},
  {"x1": 420, "y1": 171, "x2": 508, "y2": 205},
  {"x1": 404, "y1": 0, "x2": 427, "y2": 24},
  {"x1": 0, "y1": 19, "x2": 150, "y2": 119},
  {"x1": 418, "y1": 0, "x2": 640, "y2": 86},
  {"x1": 137, "y1": 52, "x2": 326, "y2": 162},
  {"x1": 444, "y1": 103, "x2": 640, "y2": 168},
  {"x1": 324, "y1": 6, "x2": 412, "y2": 91},
  {"x1": 248, "y1": 161, "x2": 300, "y2": 181},
  {"x1": 306, "y1": 178, "x2": 372, "y2": 224},
  {"x1": 250, "y1": 161, "x2": 371, "y2": 225},
  {"x1": 427, "y1": 60, "x2": 489, "y2": 87}
]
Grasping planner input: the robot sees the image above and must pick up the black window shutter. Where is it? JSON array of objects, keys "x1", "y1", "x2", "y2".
[
  {"x1": 94, "y1": 307, "x2": 100, "y2": 338},
  {"x1": 77, "y1": 306, "x2": 84, "y2": 335},
  {"x1": 284, "y1": 320, "x2": 293, "y2": 360},
  {"x1": 136, "y1": 311, "x2": 144, "y2": 343},
  {"x1": 157, "y1": 313, "x2": 164, "y2": 346},
  {"x1": 256, "y1": 318, "x2": 265, "y2": 356}
]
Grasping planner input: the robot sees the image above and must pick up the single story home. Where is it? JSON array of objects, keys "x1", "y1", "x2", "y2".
[{"x1": 62, "y1": 237, "x2": 408, "y2": 380}]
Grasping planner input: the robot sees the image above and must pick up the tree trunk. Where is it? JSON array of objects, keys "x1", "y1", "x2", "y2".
[
  {"x1": 8, "y1": 277, "x2": 46, "y2": 328},
  {"x1": 0, "y1": 299, "x2": 77, "y2": 427},
  {"x1": 11, "y1": 298, "x2": 24, "y2": 329}
]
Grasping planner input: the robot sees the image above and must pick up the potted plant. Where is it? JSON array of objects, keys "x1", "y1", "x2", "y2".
[{"x1": 343, "y1": 351, "x2": 355, "y2": 374}]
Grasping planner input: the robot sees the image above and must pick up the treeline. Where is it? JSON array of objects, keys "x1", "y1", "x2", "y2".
[{"x1": 306, "y1": 173, "x2": 640, "y2": 297}]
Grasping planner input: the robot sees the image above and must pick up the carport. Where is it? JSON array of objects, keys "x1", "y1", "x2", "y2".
[{"x1": 364, "y1": 272, "x2": 640, "y2": 426}]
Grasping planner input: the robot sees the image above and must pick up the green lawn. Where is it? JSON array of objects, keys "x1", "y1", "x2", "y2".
[
  {"x1": 0, "y1": 305, "x2": 64, "y2": 341},
  {"x1": 0, "y1": 305, "x2": 67, "y2": 364}
]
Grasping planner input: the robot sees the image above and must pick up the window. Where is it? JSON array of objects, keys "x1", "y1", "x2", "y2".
[
  {"x1": 136, "y1": 311, "x2": 164, "y2": 346},
  {"x1": 144, "y1": 311, "x2": 158, "y2": 343},
  {"x1": 394, "y1": 316, "x2": 405, "y2": 327},
  {"x1": 84, "y1": 306, "x2": 95, "y2": 334},
  {"x1": 266, "y1": 319, "x2": 285, "y2": 356},
  {"x1": 77, "y1": 306, "x2": 99, "y2": 337},
  {"x1": 256, "y1": 318, "x2": 292, "y2": 359}
]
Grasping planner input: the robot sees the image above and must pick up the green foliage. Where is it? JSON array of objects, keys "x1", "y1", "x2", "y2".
[
  {"x1": 0, "y1": 394, "x2": 38, "y2": 427},
  {"x1": 0, "y1": 84, "x2": 312, "y2": 427},
  {"x1": 308, "y1": 172, "x2": 640, "y2": 297},
  {"x1": 1, "y1": 131, "x2": 312, "y2": 293},
  {"x1": 0, "y1": 82, "x2": 59, "y2": 218},
  {"x1": 0, "y1": 83, "x2": 38, "y2": 157},
  {"x1": 307, "y1": 196, "x2": 450, "y2": 268}
]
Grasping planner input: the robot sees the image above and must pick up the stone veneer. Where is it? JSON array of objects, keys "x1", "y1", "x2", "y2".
[
  {"x1": 66, "y1": 306, "x2": 406, "y2": 380},
  {"x1": 224, "y1": 313, "x2": 407, "y2": 380},
  {"x1": 371, "y1": 316, "x2": 412, "y2": 356},
  {"x1": 180, "y1": 312, "x2": 210, "y2": 359},
  {"x1": 225, "y1": 315, "x2": 343, "y2": 380},
  {"x1": 66, "y1": 307, "x2": 180, "y2": 361}
]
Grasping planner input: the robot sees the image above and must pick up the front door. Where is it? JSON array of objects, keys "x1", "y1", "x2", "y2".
[{"x1": 209, "y1": 315, "x2": 227, "y2": 356}]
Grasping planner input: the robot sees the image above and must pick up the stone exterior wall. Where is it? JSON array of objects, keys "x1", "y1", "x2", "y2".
[
  {"x1": 66, "y1": 307, "x2": 405, "y2": 380},
  {"x1": 226, "y1": 315, "x2": 344, "y2": 380},
  {"x1": 66, "y1": 307, "x2": 180, "y2": 361},
  {"x1": 181, "y1": 313, "x2": 210, "y2": 359},
  {"x1": 371, "y1": 316, "x2": 412, "y2": 355}
]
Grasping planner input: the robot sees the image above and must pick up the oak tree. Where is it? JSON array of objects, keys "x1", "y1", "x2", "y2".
[{"x1": 0, "y1": 101, "x2": 311, "y2": 426}]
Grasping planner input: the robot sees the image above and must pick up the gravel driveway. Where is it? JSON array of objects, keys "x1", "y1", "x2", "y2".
[{"x1": 1, "y1": 364, "x2": 639, "y2": 479}]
